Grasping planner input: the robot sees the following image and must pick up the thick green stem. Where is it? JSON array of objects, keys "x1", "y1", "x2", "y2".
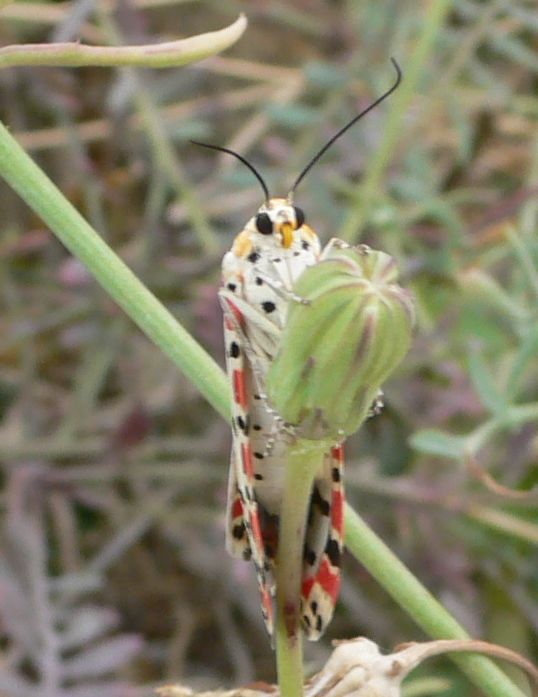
[{"x1": 275, "y1": 440, "x2": 327, "y2": 697}]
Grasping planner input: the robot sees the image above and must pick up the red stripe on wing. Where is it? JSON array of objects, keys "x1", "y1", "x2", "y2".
[
  {"x1": 331, "y1": 490, "x2": 344, "y2": 535},
  {"x1": 223, "y1": 298, "x2": 245, "y2": 328},
  {"x1": 231, "y1": 496, "x2": 244, "y2": 520},
  {"x1": 241, "y1": 442, "x2": 254, "y2": 478},
  {"x1": 233, "y1": 369, "x2": 248, "y2": 408}
]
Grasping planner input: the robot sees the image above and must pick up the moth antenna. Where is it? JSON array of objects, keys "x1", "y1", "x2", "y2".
[
  {"x1": 288, "y1": 58, "x2": 403, "y2": 198},
  {"x1": 191, "y1": 140, "x2": 270, "y2": 204}
]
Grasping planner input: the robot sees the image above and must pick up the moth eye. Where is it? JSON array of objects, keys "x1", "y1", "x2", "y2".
[
  {"x1": 255, "y1": 212, "x2": 273, "y2": 235},
  {"x1": 294, "y1": 206, "x2": 305, "y2": 229}
]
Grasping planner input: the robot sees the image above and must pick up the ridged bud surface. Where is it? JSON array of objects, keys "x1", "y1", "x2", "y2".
[{"x1": 267, "y1": 242, "x2": 414, "y2": 440}]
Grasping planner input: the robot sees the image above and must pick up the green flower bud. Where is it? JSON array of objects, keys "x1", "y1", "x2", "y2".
[{"x1": 266, "y1": 241, "x2": 415, "y2": 440}]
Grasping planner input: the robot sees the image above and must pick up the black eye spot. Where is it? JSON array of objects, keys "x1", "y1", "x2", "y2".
[
  {"x1": 294, "y1": 206, "x2": 305, "y2": 228},
  {"x1": 255, "y1": 212, "x2": 273, "y2": 235}
]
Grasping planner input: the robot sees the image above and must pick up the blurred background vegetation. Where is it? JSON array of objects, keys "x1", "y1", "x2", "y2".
[{"x1": 0, "y1": 1, "x2": 537, "y2": 695}]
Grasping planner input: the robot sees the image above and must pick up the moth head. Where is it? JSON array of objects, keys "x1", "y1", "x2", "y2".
[{"x1": 250, "y1": 198, "x2": 306, "y2": 249}]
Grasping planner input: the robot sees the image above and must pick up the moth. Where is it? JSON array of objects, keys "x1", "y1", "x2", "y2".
[{"x1": 192, "y1": 58, "x2": 402, "y2": 641}]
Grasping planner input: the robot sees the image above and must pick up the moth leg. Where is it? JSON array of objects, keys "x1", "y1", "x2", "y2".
[
  {"x1": 254, "y1": 271, "x2": 310, "y2": 305},
  {"x1": 319, "y1": 237, "x2": 350, "y2": 260},
  {"x1": 368, "y1": 389, "x2": 384, "y2": 417}
]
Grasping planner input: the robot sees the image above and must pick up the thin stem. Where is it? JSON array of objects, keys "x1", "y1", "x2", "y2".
[
  {"x1": 0, "y1": 14, "x2": 247, "y2": 68},
  {"x1": 465, "y1": 505, "x2": 538, "y2": 544},
  {"x1": 275, "y1": 440, "x2": 327, "y2": 697}
]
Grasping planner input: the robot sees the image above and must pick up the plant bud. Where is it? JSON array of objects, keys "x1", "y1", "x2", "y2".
[{"x1": 266, "y1": 242, "x2": 414, "y2": 440}]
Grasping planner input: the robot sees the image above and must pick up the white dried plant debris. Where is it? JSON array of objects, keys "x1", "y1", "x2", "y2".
[
  {"x1": 308, "y1": 637, "x2": 538, "y2": 697},
  {"x1": 156, "y1": 687, "x2": 276, "y2": 697},
  {"x1": 157, "y1": 636, "x2": 538, "y2": 697},
  {"x1": 306, "y1": 637, "x2": 404, "y2": 697}
]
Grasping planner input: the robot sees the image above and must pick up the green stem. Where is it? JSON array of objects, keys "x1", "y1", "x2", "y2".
[
  {"x1": 339, "y1": 0, "x2": 452, "y2": 243},
  {"x1": 466, "y1": 505, "x2": 538, "y2": 545},
  {"x1": 344, "y1": 505, "x2": 527, "y2": 697},
  {"x1": 0, "y1": 119, "x2": 230, "y2": 420},
  {"x1": 0, "y1": 14, "x2": 247, "y2": 68},
  {"x1": 275, "y1": 440, "x2": 326, "y2": 697}
]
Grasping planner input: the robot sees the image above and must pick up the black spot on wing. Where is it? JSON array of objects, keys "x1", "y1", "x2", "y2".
[
  {"x1": 325, "y1": 538, "x2": 341, "y2": 567},
  {"x1": 230, "y1": 341, "x2": 240, "y2": 358},
  {"x1": 311, "y1": 486, "x2": 330, "y2": 516},
  {"x1": 331, "y1": 467, "x2": 341, "y2": 482},
  {"x1": 262, "y1": 301, "x2": 276, "y2": 313},
  {"x1": 232, "y1": 523, "x2": 245, "y2": 540},
  {"x1": 236, "y1": 415, "x2": 250, "y2": 434},
  {"x1": 247, "y1": 251, "x2": 260, "y2": 263}
]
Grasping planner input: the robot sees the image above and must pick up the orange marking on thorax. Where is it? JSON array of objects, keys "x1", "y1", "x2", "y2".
[{"x1": 232, "y1": 230, "x2": 253, "y2": 258}]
